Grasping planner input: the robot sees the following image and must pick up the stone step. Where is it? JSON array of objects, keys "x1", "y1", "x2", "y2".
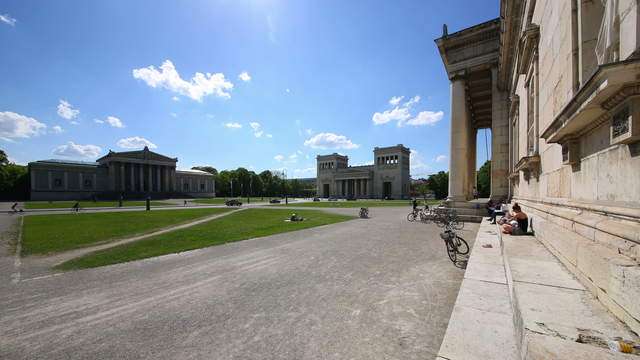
[{"x1": 501, "y1": 229, "x2": 640, "y2": 359}]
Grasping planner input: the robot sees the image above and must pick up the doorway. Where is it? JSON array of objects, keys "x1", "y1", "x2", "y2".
[
  {"x1": 383, "y1": 182, "x2": 392, "y2": 199},
  {"x1": 323, "y1": 184, "x2": 330, "y2": 198}
]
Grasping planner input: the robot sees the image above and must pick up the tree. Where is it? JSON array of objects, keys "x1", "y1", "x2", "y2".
[
  {"x1": 426, "y1": 171, "x2": 449, "y2": 200},
  {"x1": 477, "y1": 160, "x2": 491, "y2": 198},
  {"x1": 0, "y1": 150, "x2": 28, "y2": 200}
]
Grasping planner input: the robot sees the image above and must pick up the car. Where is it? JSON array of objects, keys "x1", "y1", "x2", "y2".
[
  {"x1": 269, "y1": 199, "x2": 281, "y2": 204},
  {"x1": 313, "y1": 197, "x2": 320, "y2": 202},
  {"x1": 346, "y1": 196, "x2": 357, "y2": 201},
  {"x1": 225, "y1": 199, "x2": 242, "y2": 206},
  {"x1": 327, "y1": 196, "x2": 338, "y2": 201}
]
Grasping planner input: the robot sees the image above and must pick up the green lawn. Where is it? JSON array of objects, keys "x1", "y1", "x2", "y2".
[
  {"x1": 56, "y1": 209, "x2": 355, "y2": 270},
  {"x1": 272, "y1": 200, "x2": 441, "y2": 208},
  {"x1": 191, "y1": 197, "x2": 281, "y2": 204},
  {"x1": 24, "y1": 201, "x2": 172, "y2": 209},
  {"x1": 22, "y1": 208, "x2": 233, "y2": 255}
]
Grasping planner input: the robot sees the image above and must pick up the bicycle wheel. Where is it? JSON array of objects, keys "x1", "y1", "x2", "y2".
[
  {"x1": 407, "y1": 212, "x2": 417, "y2": 222},
  {"x1": 451, "y1": 220, "x2": 464, "y2": 230},
  {"x1": 455, "y1": 236, "x2": 469, "y2": 255},
  {"x1": 446, "y1": 240, "x2": 457, "y2": 262}
]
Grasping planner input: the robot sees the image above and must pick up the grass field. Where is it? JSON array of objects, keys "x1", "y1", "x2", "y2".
[
  {"x1": 56, "y1": 209, "x2": 355, "y2": 270},
  {"x1": 272, "y1": 199, "x2": 440, "y2": 208},
  {"x1": 22, "y1": 208, "x2": 233, "y2": 255},
  {"x1": 24, "y1": 201, "x2": 172, "y2": 209},
  {"x1": 191, "y1": 197, "x2": 281, "y2": 205}
]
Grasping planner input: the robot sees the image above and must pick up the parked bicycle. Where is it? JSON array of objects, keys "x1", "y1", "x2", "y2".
[
  {"x1": 439, "y1": 224, "x2": 469, "y2": 262},
  {"x1": 407, "y1": 207, "x2": 421, "y2": 222},
  {"x1": 359, "y1": 207, "x2": 369, "y2": 218}
]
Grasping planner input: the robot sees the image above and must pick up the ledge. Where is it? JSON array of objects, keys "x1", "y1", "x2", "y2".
[{"x1": 541, "y1": 59, "x2": 640, "y2": 144}]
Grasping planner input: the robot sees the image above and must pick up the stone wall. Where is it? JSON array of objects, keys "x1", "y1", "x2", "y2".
[{"x1": 508, "y1": 0, "x2": 640, "y2": 334}]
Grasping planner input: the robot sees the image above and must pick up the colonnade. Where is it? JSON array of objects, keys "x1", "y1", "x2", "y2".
[
  {"x1": 109, "y1": 162, "x2": 176, "y2": 193},
  {"x1": 336, "y1": 178, "x2": 370, "y2": 198}
]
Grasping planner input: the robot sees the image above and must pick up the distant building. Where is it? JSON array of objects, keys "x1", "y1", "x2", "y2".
[
  {"x1": 28, "y1": 147, "x2": 214, "y2": 200},
  {"x1": 296, "y1": 177, "x2": 316, "y2": 186},
  {"x1": 316, "y1": 144, "x2": 410, "y2": 199}
]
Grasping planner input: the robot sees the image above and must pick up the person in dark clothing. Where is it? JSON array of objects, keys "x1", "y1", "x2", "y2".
[
  {"x1": 412, "y1": 198, "x2": 418, "y2": 211},
  {"x1": 72, "y1": 201, "x2": 80, "y2": 213},
  {"x1": 502, "y1": 203, "x2": 528, "y2": 234}
]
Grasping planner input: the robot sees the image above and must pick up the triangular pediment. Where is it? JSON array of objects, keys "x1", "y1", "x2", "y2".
[{"x1": 97, "y1": 147, "x2": 177, "y2": 163}]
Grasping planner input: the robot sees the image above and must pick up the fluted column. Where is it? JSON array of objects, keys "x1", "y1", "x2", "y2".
[
  {"x1": 147, "y1": 165, "x2": 153, "y2": 192},
  {"x1": 490, "y1": 66, "x2": 510, "y2": 200},
  {"x1": 448, "y1": 75, "x2": 470, "y2": 201}
]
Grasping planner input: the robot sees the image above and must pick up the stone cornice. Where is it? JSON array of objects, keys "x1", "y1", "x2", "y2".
[
  {"x1": 517, "y1": 24, "x2": 540, "y2": 75},
  {"x1": 498, "y1": 0, "x2": 524, "y2": 91}
]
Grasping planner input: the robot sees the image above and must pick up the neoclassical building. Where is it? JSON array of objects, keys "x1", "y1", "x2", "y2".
[
  {"x1": 316, "y1": 144, "x2": 410, "y2": 199},
  {"x1": 436, "y1": 0, "x2": 639, "y2": 342},
  {"x1": 28, "y1": 147, "x2": 214, "y2": 200}
]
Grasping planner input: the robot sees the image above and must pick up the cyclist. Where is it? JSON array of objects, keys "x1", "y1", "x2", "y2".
[{"x1": 412, "y1": 198, "x2": 418, "y2": 211}]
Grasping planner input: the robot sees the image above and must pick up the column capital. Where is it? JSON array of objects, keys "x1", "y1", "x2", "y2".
[{"x1": 448, "y1": 70, "x2": 466, "y2": 82}]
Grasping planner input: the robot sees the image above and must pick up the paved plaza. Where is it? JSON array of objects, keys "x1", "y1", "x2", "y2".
[{"x1": 0, "y1": 205, "x2": 477, "y2": 360}]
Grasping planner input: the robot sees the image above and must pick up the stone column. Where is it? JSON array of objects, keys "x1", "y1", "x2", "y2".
[
  {"x1": 490, "y1": 66, "x2": 510, "y2": 200},
  {"x1": 467, "y1": 128, "x2": 477, "y2": 199},
  {"x1": 108, "y1": 162, "x2": 116, "y2": 191},
  {"x1": 79, "y1": 173, "x2": 83, "y2": 190},
  {"x1": 448, "y1": 75, "x2": 470, "y2": 201},
  {"x1": 63, "y1": 172, "x2": 68, "y2": 190},
  {"x1": 31, "y1": 170, "x2": 37, "y2": 190},
  {"x1": 148, "y1": 165, "x2": 153, "y2": 192},
  {"x1": 130, "y1": 163, "x2": 135, "y2": 192},
  {"x1": 93, "y1": 174, "x2": 97, "y2": 190},
  {"x1": 139, "y1": 165, "x2": 145, "y2": 192},
  {"x1": 120, "y1": 163, "x2": 125, "y2": 192},
  {"x1": 157, "y1": 165, "x2": 163, "y2": 192}
]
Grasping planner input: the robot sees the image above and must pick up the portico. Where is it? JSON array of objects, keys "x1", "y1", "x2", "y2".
[
  {"x1": 435, "y1": 19, "x2": 509, "y2": 201},
  {"x1": 98, "y1": 147, "x2": 178, "y2": 194}
]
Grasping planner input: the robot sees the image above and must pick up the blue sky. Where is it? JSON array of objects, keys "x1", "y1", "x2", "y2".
[{"x1": 0, "y1": 0, "x2": 498, "y2": 178}]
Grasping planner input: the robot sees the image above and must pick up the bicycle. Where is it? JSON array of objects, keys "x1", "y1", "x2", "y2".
[
  {"x1": 407, "y1": 208, "x2": 420, "y2": 222},
  {"x1": 359, "y1": 207, "x2": 369, "y2": 218},
  {"x1": 439, "y1": 226, "x2": 469, "y2": 262}
]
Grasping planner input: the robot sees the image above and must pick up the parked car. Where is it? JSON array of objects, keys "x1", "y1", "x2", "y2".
[
  {"x1": 328, "y1": 196, "x2": 338, "y2": 201},
  {"x1": 269, "y1": 199, "x2": 281, "y2": 204},
  {"x1": 346, "y1": 196, "x2": 357, "y2": 201},
  {"x1": 225, "y1": 199, "x2": 242, "y2": 206},
  {"x1": 313, "y1": 197, "x2": 320, "y2": 202}
]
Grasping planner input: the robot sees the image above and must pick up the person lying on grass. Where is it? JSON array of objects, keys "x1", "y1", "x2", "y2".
[{"x1": 290, "y1": 213, "x2": 306, "y2": 222}]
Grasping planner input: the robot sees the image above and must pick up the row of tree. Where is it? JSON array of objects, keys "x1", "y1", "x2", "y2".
[{"x1": 192, "y1": 166, "x2": 315, "y2": 198}]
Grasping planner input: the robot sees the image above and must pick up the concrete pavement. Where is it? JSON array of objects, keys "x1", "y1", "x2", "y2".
[{"x1": 1, "y1": 206, "x2": 477, "y2": 360}]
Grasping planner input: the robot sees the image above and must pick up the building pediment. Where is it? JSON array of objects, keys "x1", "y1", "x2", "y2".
[{"x1": 97, "y1": 146, "x2": 178, "y2": 164}]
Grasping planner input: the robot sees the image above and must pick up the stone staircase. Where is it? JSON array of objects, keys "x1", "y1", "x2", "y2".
[
  {"x1": 441, "y1": 199, "x2": 487, "y2": 223},
  {"x1": 437, "y1": 220, "x2": 640, "y2": 359}
]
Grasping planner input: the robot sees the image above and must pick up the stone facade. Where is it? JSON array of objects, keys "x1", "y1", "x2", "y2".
[
  {"x1": 437, "y1": 0, "x2": 640, "y2": 335},
  {"x1": 316, "y1": 145, "x2": 410, "y2": 199},
  {"x1": 28, "y1": 147, "x2": 215, "y2": 200}
]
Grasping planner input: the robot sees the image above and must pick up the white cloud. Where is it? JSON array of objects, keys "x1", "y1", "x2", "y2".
[
  {"x1": 132, "y1": 60, "x2": 233, "y2": 101},
  {"x1": 435, "y1": 155, "x2": 447, "y2": 162},
  {"x1": 224, "y1": 122, "x2": 242, "y2": 128},
  {"x1": 117, "y1": 136, "x2": 157, "y2": 149},
  {"x1": 94, "y1": 119, "x2": 104, "y2": 124},
  {"x1": 106, "y1": 116, "x2": 124, "y2": 128},
  {"x1": 389, "y1": 96, "x2": 404, "y2": 106},
  {"x1": 410, "y1": 149, "x2": 429, "y2": 175},
  {"x1": 57, "y1": 100, "x2": 80, "y2": 120},
  {"x1": 372, "y1": 106, "x2": 411, "y2": 125},
  {"x1": 249, "y1": 122, "x2": 268, "y2": 138},
  {"x1": 52, "y1": 125, "x2": 63, "y2": 133},
  {"x1": 171, "y1": 96, "x2": 180, "y2": 101},
  {"x1": 353, "y1": 161, "x2": 374, "y2": 166},
  {"x1": 0, "y1": 111, "x2": 47, "y2": 141},
  {"x1": 0, "y1": 14, "x2": 16, "y2": 26},
  {"x1": 405, "y1": 111, "x2": 443, "y2": 126},
  {"x1": 373, "y1": 94, "x2": 443, "y2": 127},
  {"x1": 305, "y1": 128, "x2": 313, "y2": 135},
  {"x1": 169, "y1": 112, "x2": 177, "y2": 118},
  {"x1": 285, "y1": 88, "x2": 291, "y2": 93},
  {"x1": 404, "y1": 95, "x2": 421, "y2": 107},
  {"x1": 274, "y1": 154, "x2": 284, "y2": 162},
  {"x1": 53, "y1": 142, "x2": 101, "y2": 158},
  {"x1": 238, "y1": 72, "x2": 251, "y2": 82},
  {"x1": 303, "y1": 133, "x2": 359, "y2": 150}
]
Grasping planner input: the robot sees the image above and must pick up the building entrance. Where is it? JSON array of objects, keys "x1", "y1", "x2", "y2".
[
  {"x1": 323, "y1": 184, "x2": 330, "y2": 198},
  {"x1": 383, "y1": 182, "x2": 392, "y2": 199}
]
